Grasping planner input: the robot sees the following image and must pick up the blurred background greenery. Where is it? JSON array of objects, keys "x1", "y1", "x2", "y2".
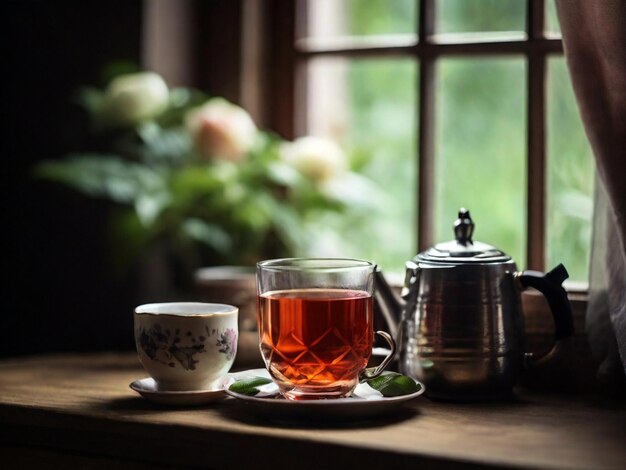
[{"x1": 302, "y1": 0, "x2": 594, "y2": 281}]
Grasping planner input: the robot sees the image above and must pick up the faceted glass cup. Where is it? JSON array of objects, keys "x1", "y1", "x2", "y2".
[{"x1": 257, "y1": 258, "x2": 393, "y2": 400}]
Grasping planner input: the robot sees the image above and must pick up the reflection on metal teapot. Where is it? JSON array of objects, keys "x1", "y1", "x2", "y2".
[{"x1": 375, "y1": 208, "x2": 574, "y2": 400}]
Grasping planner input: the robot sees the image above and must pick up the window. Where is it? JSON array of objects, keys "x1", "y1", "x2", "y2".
[{"x1": 265, "y1": 0, "x2": 594, "y2": 282}]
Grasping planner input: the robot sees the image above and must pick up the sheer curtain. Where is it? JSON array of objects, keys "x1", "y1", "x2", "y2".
[{"x1": 556, "y1": 1, "x2": 626, "y2": 388}]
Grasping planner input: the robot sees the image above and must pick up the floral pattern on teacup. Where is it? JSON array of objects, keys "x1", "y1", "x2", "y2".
[
  {"x1": 216, "y1": 328, "x2": 237, "y2": 360},
  {"x1": 137, "y1": 323, "x2": 236, "y2": 370},
  {"x1": 137, "y1": 324, "x2": 206, "y2": 370}
]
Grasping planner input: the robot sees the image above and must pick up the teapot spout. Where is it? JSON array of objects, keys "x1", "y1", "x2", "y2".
[{"x1": 374, "y1": 269, "x2": 403, "y2": 339}]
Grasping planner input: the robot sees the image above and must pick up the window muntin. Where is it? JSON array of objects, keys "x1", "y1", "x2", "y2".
[{"x1": 290, "y1": 0, "x2": 593, "y2": 281}]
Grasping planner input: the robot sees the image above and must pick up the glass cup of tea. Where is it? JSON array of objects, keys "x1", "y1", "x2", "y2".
[{"x1": 257, "y1": 258, "x2": 396, "y2": 400}]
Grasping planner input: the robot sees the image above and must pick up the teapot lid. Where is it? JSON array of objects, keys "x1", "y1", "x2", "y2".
[{"x1": 415, "y1": 208, "x2": 511, "y2": 264}]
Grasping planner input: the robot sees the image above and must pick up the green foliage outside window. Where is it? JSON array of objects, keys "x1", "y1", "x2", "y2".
[{"x1": 314, "y1": 0, "x2": 592, "y2": 280}]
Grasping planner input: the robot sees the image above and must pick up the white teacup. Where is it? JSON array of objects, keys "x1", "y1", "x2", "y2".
[{"x1": 134, "y1": 302, "x2": 238, "y2": 391}]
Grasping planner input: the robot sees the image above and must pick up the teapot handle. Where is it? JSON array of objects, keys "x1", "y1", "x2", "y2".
[
  {"x1": 515, "y1": 263, "x2": 574, "y2": 366},
  {"x1": 516, "y1": 263, "x2": 574, "y2": 339}
]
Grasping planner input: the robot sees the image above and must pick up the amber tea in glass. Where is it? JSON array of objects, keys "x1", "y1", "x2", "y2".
[{"x1": 257, "y1": 258, "x2": 385, "y2": 400}]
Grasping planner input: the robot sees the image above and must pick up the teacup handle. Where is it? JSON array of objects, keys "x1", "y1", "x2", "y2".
[{"x1": 359, "y1": 331, "x2": 397, "y2": 381}]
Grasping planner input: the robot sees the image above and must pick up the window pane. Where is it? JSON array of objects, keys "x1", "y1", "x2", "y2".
[
  {"x1": 436, "y1": 0, "x2": 526, "y2": 35},
  {"x1": 545, "y1": 0, "x2": 561, "y2": 36},
  {"x1": 301, "y1": 0, "x2": 416, "y2": 38},
  {"x1": 435, "y1": 58, "x2": 526, "y2": 264},
  {"x1": 547, "y1": 58, "x2": 593, "y2": 282},
  {"x1": 305, "y1": 58, "x2": 417, "y2": 273}
]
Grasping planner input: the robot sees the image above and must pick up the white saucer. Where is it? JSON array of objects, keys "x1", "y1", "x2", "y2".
[
  {"x1": 224, "y1": 369, "x2": 425, "y2": 420},
  {"x1": 129, "y1": 377, "x2": 226, "y2": 406}
]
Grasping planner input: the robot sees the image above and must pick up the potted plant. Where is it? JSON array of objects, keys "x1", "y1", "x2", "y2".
[{"x1": 36, "y1": 70, "x2": 380, "y2": 310}]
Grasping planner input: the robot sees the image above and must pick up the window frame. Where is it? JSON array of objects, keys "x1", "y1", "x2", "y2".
[{"x1": 263, "y1": 0, "x2": 569, "y2": 274}]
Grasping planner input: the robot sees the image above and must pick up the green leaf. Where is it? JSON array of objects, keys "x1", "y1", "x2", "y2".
[
  {"x1": 348, "y1": 147, "x2": 373, "y2": 173},
  {"x1": 266, "y1": 161, "x2": 304, "y2": 188},
  {"x1": 158, "y1": 87, "x2": 210, "y2": 127},
  {"x1": 101, "y1": 61, "x2": 141, "y2": 85},
  {"x1": 35, "y1": 155, "x2": 159, "y2": 204},
  {"x1": 74, "y1": 86, "x2": 104, "y2": 116},
  {"x1": 136, "y1": 122, "x2": 191, "y2": 165},
  {"x1": 181, "y1": 218, "x2": 232, "y2": 254},
  {"x1": 321, "y1": 172, "x2": 389, "y2": 211},
  {"x1": 267, "y1": 202, "x2": 306, "y2": 251},
  {"x1": 228, "y1": 377, "x2": 273, "y2": 396},
  {"x1": 134, "y1": 192, "x2": 171, "y2": 227},
  {"x1": 366, "y1": 373, "x2": 422, "y2": 397},
  {"x1": 169, "y1": 166, "x2": 223, "y2": 203},
  {"x1": 108, "y1": 209, "x2": 153, "y2": 274}
]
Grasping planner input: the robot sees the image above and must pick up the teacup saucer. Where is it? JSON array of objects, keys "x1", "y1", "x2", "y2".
[
  {"x1": 224, "y1": 369, "x2": 425, "y2": 420},
  {"x1": 129, "y1": 377, "x2": 226, "y2": 406}
]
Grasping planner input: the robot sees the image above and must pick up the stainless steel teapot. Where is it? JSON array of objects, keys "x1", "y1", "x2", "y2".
[{"x1": 375, "y1": 209, "x2": 574, "y2": 400}]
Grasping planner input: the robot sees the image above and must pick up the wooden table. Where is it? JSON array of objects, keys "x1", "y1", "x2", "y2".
[{"x1": 0, "y1": 353, "x2": 624, "y2": 469}]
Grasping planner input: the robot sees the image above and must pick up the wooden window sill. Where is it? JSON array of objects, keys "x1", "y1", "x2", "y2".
[{"x1": 0, "y1": 352, "x2": 624, "y2": 469}]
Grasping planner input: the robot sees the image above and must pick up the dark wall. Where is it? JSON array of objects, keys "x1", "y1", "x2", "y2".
[
  {"x1": 196, "y1": 0, "x2": 243, "y2": 103},
  {"x1": 1, "y1": 1, "x2": 144, "y2": 356},
  {"x1": 1, "y1": 0, "x2": 247, "y2": 358}
]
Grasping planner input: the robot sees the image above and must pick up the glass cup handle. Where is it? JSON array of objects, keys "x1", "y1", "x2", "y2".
[{"x1": 359, "y1": 331, "x2": 397, "y2": 381}]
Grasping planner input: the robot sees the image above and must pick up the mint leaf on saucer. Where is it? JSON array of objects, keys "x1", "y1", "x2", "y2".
[
  {"x1": 366, "y1": 373, "x2": 422, "y2": 397},
  {"x1": 229, "y1": 377, "x2": 273, "y2": 396}
]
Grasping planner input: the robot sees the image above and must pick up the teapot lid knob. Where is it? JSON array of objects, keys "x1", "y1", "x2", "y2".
[
  {"x1": 454, "y1": 208, "x2": 474, "y2": 246},
  {"x1": 417, "y1": 207, "x2": 510, "y2": 263}
]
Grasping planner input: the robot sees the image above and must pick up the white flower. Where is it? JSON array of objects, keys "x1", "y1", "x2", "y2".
[
  {"x1": 102, "y1": 72, "x2": 169, "y2": 126},
  {"x1": 280, "y1": 136, "x2": 347, "y2": 183},
  {"x1": 185, "y1": 98, "x2": 257, "y2": 162}
]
